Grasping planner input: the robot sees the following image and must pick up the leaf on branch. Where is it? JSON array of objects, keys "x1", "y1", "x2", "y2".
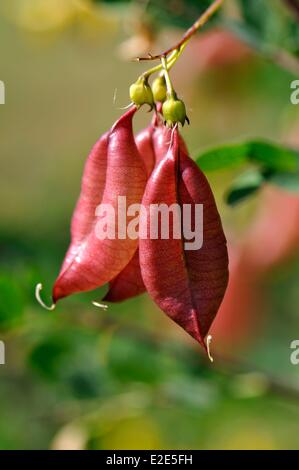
[
  {"x1": 268, "y1": 171, "x2": 299, "y2": 193},
  {"x1": 196, "y1": 143, "x2": 249, "y2": 171},
  {"x1": 225, "y1": 168, "x2": 265, "y2": 206},
  {"x1": 248, "y1": 140, "x2": 299, "y2": 172},
  {"x1": 195, "y1": 137, "x2": 299, "y2": 205},
  {"x1": 196, "y1": 139, "x2": 298, "y2": 172}
]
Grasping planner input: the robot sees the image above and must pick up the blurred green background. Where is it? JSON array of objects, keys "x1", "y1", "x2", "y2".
[{"x1": 1, "y1": 0, "x2": 299, "y2": 450}]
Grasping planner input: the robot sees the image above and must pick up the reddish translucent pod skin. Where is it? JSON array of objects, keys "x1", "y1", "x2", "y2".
[
  {"x1": 105, "y1": 124, "x2": 188, "y2": 303},
  {"x1": 135, "y1": 126, "x2": 156, "y2": 177},
  {"x1": 105, "y1": 126, "x2": 190, "y2": 303},
  {"x1": 139, "y1": 129, "x2": 228, "y2": 348},
  {"x1": 153, "y1": 125, "x2": 188, "y2": 164},
  {"x1": 59, "y1": 133, "x2": 109, "y2": 275},
  {"x1": 53, "y1": 106, "x2": 147, "y2": 303},
  {"x1": 152, "y1": 126, "x2": 170, "y2": 163},
  {"x1": 104, "y1": 124, "x2": 157, "y2": 302},
  {"x1": 103, "y1": 249, "x2": 145, "y2": 302}
]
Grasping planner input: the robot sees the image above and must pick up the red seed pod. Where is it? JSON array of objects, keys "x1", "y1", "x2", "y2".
[
  {"x1": 104, "y1": 123, "x2": 156, "y2": 302},
  {"x1": 153, "y1": 125, "x2": 188, "y2": 164},
  {"x1": 139, "y1": 129, "x2": 228, "y2": 348},
  {"x1": 135, "y1": 126, "x2": 156, "y2": 177},
  {"x1": 52, "y1": 106, "x2": 147, "y2": 303},
  {"x1": 103, "y1": 249, "x2": 145, "y2": 302},
  {"x1": 58, "y1": 132, "x2": 109, "y2": 276},
  {"x1": 105, "y1": 125, "x2": 190, "y2": 303}
]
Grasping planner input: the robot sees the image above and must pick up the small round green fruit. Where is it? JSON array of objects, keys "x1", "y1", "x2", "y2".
[
  {"x1": 129, "y1": 77, "x2": 154, "y2": 109},
  {"x1": 152, "y1": 76, "x2": 167, "y2": 103},
  {"x1": 162, "y1": 95, "x2": 188, "y2": 127}
]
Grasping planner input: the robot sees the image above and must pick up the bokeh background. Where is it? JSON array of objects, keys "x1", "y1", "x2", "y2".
[{"x1": 1, "y1": 0, "x2": 299, "y2": 450}]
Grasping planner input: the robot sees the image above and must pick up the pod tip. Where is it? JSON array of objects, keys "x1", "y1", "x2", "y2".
[
  {"x1": 118, "y1": 102, "x2": 134, "y2": 111},
  {"x1": 35, "y1": 283, "x2": 56, "y2": 311},
  {"x1": 92, "y1": 301, "x2": 108, "y2": 311},
  {"x1": 206, "y1": 335, "x2": 214, "y2": 363}
]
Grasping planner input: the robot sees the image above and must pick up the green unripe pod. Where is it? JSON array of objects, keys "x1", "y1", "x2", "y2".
[
  {"x1": 152, "y1": 75, "x2": 167, "y2": 103},
  {"x1": 129, "y1": 77, "x2": 154, "y2": 109},
  {"x1": 162, "y1": 94, "x2": 189, "y2": 127}
]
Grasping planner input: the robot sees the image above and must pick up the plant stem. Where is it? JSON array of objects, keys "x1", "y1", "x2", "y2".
[
  {"x1": 136, "y1": 0, "x2": 224, "y2": 62},
  {"x1": 141, "y1": 49, "x2": 178, "y2": 79},
  {"x1": 141, "y1": 42, "x2": 187, "y2": 80},
  {"x1": 161, "y1": 56, "x2": 175, "y2": 98}
]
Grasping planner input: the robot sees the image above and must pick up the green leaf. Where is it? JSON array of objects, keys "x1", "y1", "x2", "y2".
[
  {"x1": 269, "y1": 172, "x2": 299, "y2": 193},
  {"x1": 248, "y1": 140, "x2": 299, "y2": 172},
  {"x1": 225, "y1": 168, "x2": 265, "y2": 206},
  {"x1": 196, "y1": 143, "x2": 249, "y2": 171},
  {"x1": 195, "y1": 139, "x2": 299, "y2": 174}
]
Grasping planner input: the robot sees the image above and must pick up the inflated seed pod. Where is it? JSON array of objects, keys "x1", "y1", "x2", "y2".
[
  {"x1": 104, "y1": 123, "x2": 157, "y2": 302},
  {"x1": 52, "y1": 106, "x2": 147, "y2": 303},
  {"x1": 139, "y1": 128, "x2": 228, "y2": 349},
  {"x1": 105, "y1": 123, "x2": 189, "y2": 303}
]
